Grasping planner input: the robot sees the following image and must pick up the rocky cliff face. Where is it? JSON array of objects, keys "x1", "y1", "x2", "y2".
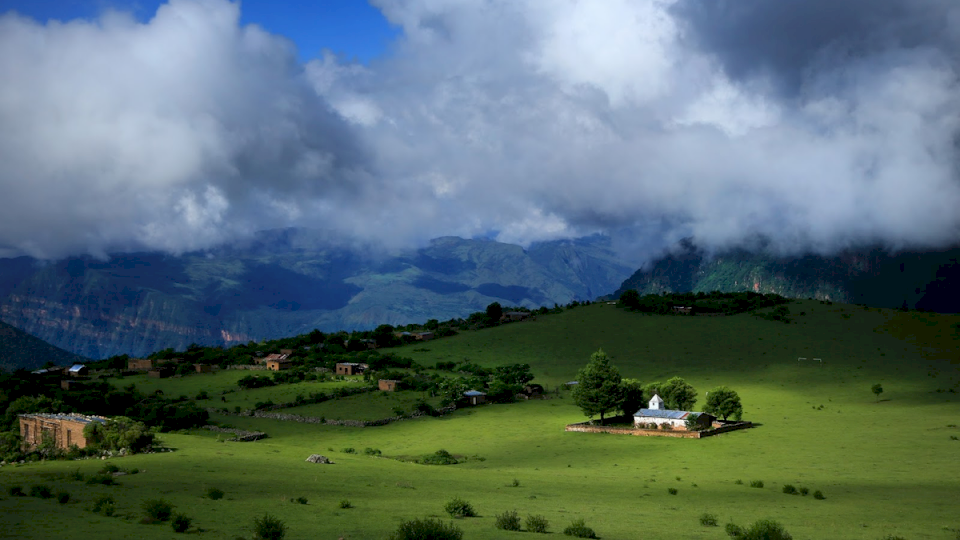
[
  {"x1": 614, "y1": 240, "x2": 960, "y2": 312},
  {"x1": 0, "y1": 231, "x2": 634, "y2": 359}
]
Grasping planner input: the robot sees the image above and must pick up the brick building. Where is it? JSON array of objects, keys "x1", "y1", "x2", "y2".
[
  {"x1": 378, "y1": 379, "x2": 399, "y2": 391},
  {"x1": 19, "y1": 413, "x2": 108, "y2": 451},
  {"x1": 128, "y1": 358, "x2": 154, "y2": 371}
]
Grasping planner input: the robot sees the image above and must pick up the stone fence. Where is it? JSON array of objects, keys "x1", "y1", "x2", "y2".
[
  {"x1": 565, "y1": 420, "x2": 753, "y2": 439},
  {"x1": 202, "y1": 425, "x2": 268, "y2": 441},
  {"x1": 209, "y1": 404, "x2": 458, "y2": 428}
]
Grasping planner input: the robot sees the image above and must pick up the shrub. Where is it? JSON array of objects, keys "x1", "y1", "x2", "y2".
[
  {"x1": 879, "y1": 536, "x2": 907, "y2": 540},
  {"x1": 495, "y1": 510, "x2": 521, "y2": 531},
  {"x1": 252, "y1": 513, "x2": 286, "y2": 540},
  {"x1": 85, "y1": 474, "x2": 115, "y2": 486},
  {"x1": 422, "y1": 449, "x2": 459, "y2": 465},
  {"x1": 526, "y1": 514, "x2": 550, "y2": 534},
  {"x1": 171, "y1": 513, "x2": 192, "y2": 533},
  {"x1": 57, "y1": 491, "x2": 70, "y2": 504},
  {"x1": 749, "y1": 480, "x2": 764, "y2": 488},
  {"x1": 563, "y1": 518, "x2": 598, "y2": 538},
  {"x1": 341, "y1": 447, "x2": 356, "y2": 454},
  {"x1": 363, "y1": 447, "x2": 382, "y2": 456},
  {"x1": 387, "y1": 518, "x2": 463, "y2": 540},
  {"x1": 99, "y1": 463, "x2": 120, "y2": 474},
  {"x1": 799, "y1": 487, "x2": 809, "y2": 496},
  {"x1": 8, "y1": 485, "x2": 24, "y2": 497},
  {"x1": 207, "y1": 487, "x2": 225, "y2": 500},
  {"x1": 444, "y1": 497, "x2": 476, "y2": 518},
  {"x1": 29, "y1": 484, "x2": 53, "y2": 498},
  {"x1": 92, "y1": 494, "x2": 115, "y2": 516},
  {"x1": 668, "y1": 487, "x2": 678, "y2": 495},
  {"x1": 511, "y1": 478, "x2": 520, "y2": 487},
  {"x1": 734, "y1": 479, "x2": 743, "y2": 485},
  {"x1": 67, "y1": 470, "x2": 85, "y2": 481},
  {"x1": 290, "y1": 496, "x2": 308, "y2": 505},
  {"x1": 741, "y1": 519, "x2": 792, "y2": 540},
  {"x1": 782, "y1": 484, "x2": 798, "y2": 495},
  {"x1": 338, "y1": 499, "x2": 352, "y2": 509},
  {"x1": 700, "y1": 513, "x2": 719, "y2": 526},
  {"x1": 813, "y1": 490, "x2": 826, "y2": 500},
  {"x1": 142, "y1": 498, "x2": 175, "y2": 522},
  {"x1": 726, "y1": 523, "x2": 744, "y2": 537}
]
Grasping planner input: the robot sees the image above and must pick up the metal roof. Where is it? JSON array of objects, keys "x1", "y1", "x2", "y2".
[
  {"x1": 634, "y1": 409, "x2": 691, "y2": 420},
  {"x1": 464, "y1": 390, "x2": 486, "y2": 396},
  {"x1": 68, "y1": 364, "x2": 86, "y2": 372},
  {"x1": 19, "y1": 413, "x2": 107, "y2": 424}
]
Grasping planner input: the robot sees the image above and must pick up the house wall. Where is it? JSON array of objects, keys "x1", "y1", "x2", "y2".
[
  {"x1": 267, "y1": 361, "x2": 291, "y2": 371},
  {"x1": 19, "y1": 417, "x2": 96, "y2": 450},
  {"x1": 378, "y1": 380, "x2": 398, "y2": 391},
  {"x1": 633, "y1": 416, "x2": 688, "y2": 429},
  {"x1": 336, "y1": 364, "x2": 356, "y2": 375},
  {"x1": 128, "y1": 359, "x2": 154, "y2": 370}
]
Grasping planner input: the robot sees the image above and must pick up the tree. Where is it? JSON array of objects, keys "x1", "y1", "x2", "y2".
[
  {"x1": 572, "y1": 349, "x2": 623, "y2": 424},
  {"x1": 703, "y1": 386, "x2": 743, "y2": 420},
  {"x1": 871, "y1": 383, "x2": 883, "y2": 402},
  {"x1": 684, "y1": 413, "x2": 702, "y2": 431},
  {"x1": 619, "y1": 378, "x2": 645, "y2": 417},
  {"x1": 485, "y1": 302, "x2": 503, "y2": 323},
  {"x1": 660, "y1": 377, "x2": 697, "y2": 411},
  {"x1": 494, "y1": 363, "x2": 534, "y2": 386},
  {"x1": 619, "y1": 289, "x2": 641, "y2": 310}
]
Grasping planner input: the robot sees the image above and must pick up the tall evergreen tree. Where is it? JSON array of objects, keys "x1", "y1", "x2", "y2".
[{"x1": 572, "y1": 349, "x2": 623, "y2": 424}]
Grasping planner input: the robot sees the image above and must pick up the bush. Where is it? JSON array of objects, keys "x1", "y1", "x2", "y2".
[
  {"x1": 749, "y1": 480, "x2": 764, "y2": 488},
  {"x1": 99, "y1": 463, "x2": 120, "y2": 474},
  {"x1": 511, "y1": 478, "x2": 520, "y2": 487},
  {"x1": 526, "y1": 514, "x2": 550, "y2": 533},
  {"x1": 813, "y1": 490, "x2": 826, "y2": 500},
  {"x1": 782, "y1": 484, "x2": 798, "y2": 495},
  {"x1": 207, "y1": 487, "x2": 225, "y2": 500},
  {"x1": 387, "y1": 518, "x2": 463, "y2": 540},
  {"x1": 563, "y1": 518, "x2": 598, "y2": 538},
  {"x1": 422, "y1": 449, "x2": 459, "y2": 465},
  {"x1": 879, "y1": 536, "x2": 907, "y2": 540},
  {"x1": 290, "y1": 496, "x2": 308, "y2": 505},
  {"x1": 57, "y1": 491, "x2": 70, "y2": 504},
  {"x1": 444, "y1": 497, "x2": 476, "y2": 518},
  {"x1": 29, "y1": 484, "x2": 53, "y2": 498},
  {"x1": 92, "y1": 494, "x2": 115, "y2": 516},
  {"x1": 799, "y1": 486, "x2": 809, "y2": 496},
  {"x1": 668, "y1": 487, "x2": 678, "y2": 495},
  {"x1": 171, "y1": 513, "x2": 192, "y2": 533},
  {"x1": 338, "y1": 499, "x2": 352, "y2": 509},
  {"x1": 726, "y1": 523, "x2": 744, "y2": 537},
  {"x1": 67, "y1": 470, "x2": 85, "y2": 481},
  {"x1": 734, "y1": 479, "x2": 743, "y2": 485},
  {"x1": 85, "y1": 474, "x2": 115, "y2": 486},
  {"x1": 253, "y1": 513, "x2": 286, "y2": 540},
  {"x1": 495, "y1": 510, "x2": 521, "y2": 531},
  {"x1": 700, "y1": 513, "x2": 719, "y2": 526},
  {"x1": 741, "y1": 519, "x2": 792, "y2": 540},
  {"x1": 363, "y1": 447, "x2": 382, "y2": 456},
  {"x1": 341, "y1": 447, "x2": 356, "y2": 454},
  {"x1": 142, "y1": 498, "x2": 175, "y2": 522},
  {"x1": 8, "y1": 485, "x2": 24, "y2": 496}
]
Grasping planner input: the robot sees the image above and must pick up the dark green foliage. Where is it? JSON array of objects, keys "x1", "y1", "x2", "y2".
[
  {"x1": 252, "y1": 513, "x2": 286, "y2": 540},
  {"x1": 750, "y1": 480, "x2": 764, "y2": 488},
  {"x1": 700, "y1": 513, "x2": 719, "y2": 526},
  {"x1": 99, "y1": 463, "x2": 120, "y2": 474},
  {"x1": 91, "y1": 494, "x2": 115, "y2": 516},
  {"x1": 741, "y1": 519, "x2": 793, "y2": 540},
  {"x1": 363, "y1": 447, "x2": 382, "y2": 456},
  {"x1": 8, "y1": 485, "x2": 24, "y2": 496},
  {"x1": 879, "y1": 536, "x2": 907, "y2": 540},
  {"x1": 814, "y1": 490, "x2": 826, "y2": 500},
  {"x1": 237, "y1": 375, "x2": 276, "y2": 390},
  {"x1": 734, "y1": 479, "x2": 744, "y2": 485},
  {"x1": 486, "y1": 302, "x2": 503, "y2": 324},
  {"x1": 782, "y1": 484, "x2": 798, "y2": 495},
  {"x1": 726, "y1": 523, "x2": 744, "y2": 537},
  {"x1": 526, "y1": 514, "x2": 550, "y2": 533},
  {"x1": 799, "y1": 487, "x2": 809, "y2": 496},
  {"x1": 387, "y1": 518, "x2": 463, "y2": 540},
  {"x1": 619, "y1": 378, "x2": 645, "y2": 417},
  {"x1": 685, "y1": 412, "x2": 703, "y2": 431},
  {"x1": 142, "y1": 498, "x2": 174, "y2": 522},
  {"x1": 83, "y1": 416, "x2": 154, "y2": 453},
  {"x1": 171, "y1": 513, "x2": 192, "y2": 533},
  {"x1": 872, "y1": 383, "x2": 884, "y2": 402},
  {"x1": 618, "y1": 289, "x2": 641, "y2": 310},
  {"x1": 29, "y1": 484, "x2": 52, "y2": 498},
  {"x1": 563, "y1": 518, "x2": 598, "y2": 538},
  {"x1": 291, "y1": 496, "x2": 308, "y2": 505},
  {"x1": 496, "y1": 510, "x2": 521, "y2": 531},
  {"x1": 421, "y1": 449, "x2": 459, "y2": 465},
  {"x1": 57, "y1": 491, "x2": 70, "y2": 504},
  {"x1": 660, "y1": 376, "x2": 697, "y2": 411},
  {"x1": 444, "y1": 497, "x2": 476, "y2": 518},
  {"x1": 668, "y1": 487, "x2": 678, "y2": 495},
  {"x1": 85, "y1": 474, "x2": 115, "y2": 486},
  {"x1": 341, "y1": 447, "x2": 356, "y2": 454},
  {"x1": 338, "y1": 499, "x2": 352, "y2": 509},
  {"x1": 511, "y1": 478, "x2": 520, "y2": 487},
  {"x1": 704, "y1": 386, "x2": 744, "y2": 420},
  {"x1": 572, "y1": 349, "x2": 623, "y2": 423}
]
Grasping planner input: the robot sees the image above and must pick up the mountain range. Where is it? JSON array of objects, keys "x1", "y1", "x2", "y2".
[
  {"x1": 0, "y1": 230, "x2": 634, "y2": 359},
  {"x1": 614, "y1": 238, "x2": 960, "y2": 313}
]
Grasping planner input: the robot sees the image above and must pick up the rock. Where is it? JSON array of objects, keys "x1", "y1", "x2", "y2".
[{"x1": 305, "y1": 454, "x2": 332, "y2": 464}]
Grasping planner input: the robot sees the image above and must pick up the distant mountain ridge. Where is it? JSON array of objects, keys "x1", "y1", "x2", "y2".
[
  {"x1": 0, "y1": 319, "x2": 87, "y2": 372},
  {"x1": 0, "y1": 230, "x2": 634, "y2": 359},
  {"x1": 614, "y1": 239, "x2": 960, "y2": 312}
]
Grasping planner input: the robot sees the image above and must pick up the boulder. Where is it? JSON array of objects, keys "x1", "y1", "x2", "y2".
[{"x1": 305, "y1": 454, "x2": 332, "y2": 464}]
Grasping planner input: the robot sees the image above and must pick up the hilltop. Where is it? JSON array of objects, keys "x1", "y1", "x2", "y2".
[{"x1": 0, "y1": 319, "x2": 86, "y2": 372}]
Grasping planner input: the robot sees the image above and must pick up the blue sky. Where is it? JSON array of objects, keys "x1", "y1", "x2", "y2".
[{"x1": 0, "y1": 0, "x2": 399, "y2": 63}]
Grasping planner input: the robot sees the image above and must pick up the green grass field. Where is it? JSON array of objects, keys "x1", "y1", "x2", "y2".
[{"x1": 2, "y1": 301, "x2": 958, "y2": 539}]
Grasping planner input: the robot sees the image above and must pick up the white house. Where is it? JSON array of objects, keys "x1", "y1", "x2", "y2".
[{"x1": 633, "y1": 394, "x2": 715, "y2": 430}]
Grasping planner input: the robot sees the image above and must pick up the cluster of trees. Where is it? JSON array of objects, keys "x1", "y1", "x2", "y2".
[
  {"x1": 376, "y1": 362, "x2": 535, "y2": 407},
  {"x1": 571, "y1": 349, "x2": 742, "y2": 424},
  {"x1": 618, "y1": 290, "x2": 787, "y2": 316}
]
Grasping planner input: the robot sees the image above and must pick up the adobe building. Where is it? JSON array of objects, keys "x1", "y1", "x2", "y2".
[
  {"x1": 128, "y1": 358, "x2": 154, "y2": 371},
  {"x1": 266, "y1": 358, "x2": 293, "y2": 371},
  {"x1": 378, "y1": 379, "x2": 399, "y2": 391},
  {"x1": 19, "y1": 413, "x2": 108, "y2": 451},
  {"x1": 335, "y1": 362, "x2": 366, "y2": 376},
  {"x1": 194, "y1": 364, "x2": 213, "y2": 373}
]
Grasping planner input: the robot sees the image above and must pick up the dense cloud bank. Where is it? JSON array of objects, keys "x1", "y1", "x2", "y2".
[{"x1": 1, "y1": 0, "x2": 959, "y2": 260}]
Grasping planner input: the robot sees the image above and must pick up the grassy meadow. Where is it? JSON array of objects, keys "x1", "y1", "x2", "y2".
[{"x1": 1, "y1": 300, "x2": 958, "y2": 539}]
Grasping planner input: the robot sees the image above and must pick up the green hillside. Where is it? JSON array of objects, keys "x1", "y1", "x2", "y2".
[
  {"x1": 0, "y1": 302, "x2": 958, "y2": 539},
  {"x1": 0, "y1": 319, "x2": 86, "y2": 372}
]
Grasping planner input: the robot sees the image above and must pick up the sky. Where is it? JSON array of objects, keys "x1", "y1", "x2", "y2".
[{"x1": 1, "y1": 0, "x2": 959, "y2": 261}]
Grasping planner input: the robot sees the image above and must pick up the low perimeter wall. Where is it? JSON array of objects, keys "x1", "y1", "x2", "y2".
[{"x1": 565, "y1": 421, "x2": 753, "y2": 439}]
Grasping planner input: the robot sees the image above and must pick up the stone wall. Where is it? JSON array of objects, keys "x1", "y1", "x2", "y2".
[
  {"x1": 202, "y1": 425, "x2": 267, "y2": 441},
  {"x1": 210, "y1": 404, "x2": 458, "y2": 428},
  {"x1": 565, "y1": 421, "x2": 753, "y2": 439}
]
